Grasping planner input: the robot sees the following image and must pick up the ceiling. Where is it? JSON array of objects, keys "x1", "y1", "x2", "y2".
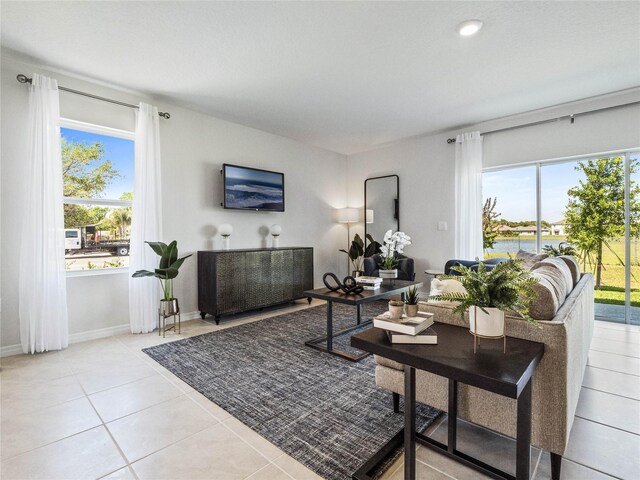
[{"x1": 2, "y1": 1, "x2": 639, "y2": 155}]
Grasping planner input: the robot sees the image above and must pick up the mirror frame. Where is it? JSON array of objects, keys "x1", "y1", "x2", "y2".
[{"x1": 364, "y1": 174, "x2": 399, "y2": 248}]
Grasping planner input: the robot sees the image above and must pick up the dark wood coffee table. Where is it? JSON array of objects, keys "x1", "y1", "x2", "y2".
[
  {"x1": 303, "y1": 279, "x2": 422, "y2": 361},
  {"x1": 351, "y1": 323, "x2": 544, "y2": 480}
]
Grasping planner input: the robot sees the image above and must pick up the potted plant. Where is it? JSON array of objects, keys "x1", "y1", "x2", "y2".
[
  {"x1": 378, "y1": 230, "x2": 412, "y2": 279},
  {"x1": 132, "y1": 240, "x2": 192, "y2": 316},
  {"x1": 340, "y1": 233, "x2": 379, "y2": 277},
  {"x1": 429, "y1": 261, "x2": 537, "y2": 352},
  {"x1": 404, "y1": 285, "x2": 420, "y2": 317},
  {"x1": 388, "y1": 299, "x2": 404, "y2": 320}
]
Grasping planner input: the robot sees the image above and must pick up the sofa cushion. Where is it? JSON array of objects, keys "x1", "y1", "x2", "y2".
[
  {"x1": 533, "y1": 257, "x2": 574, "y2": 295},
  {"x1": 374, "y1": 354, "x2": 404, "y2": 371},
  {"x1": 516, "y1": 250, "x2": 549, "y2": 270},
  {"x1": 428, "y1": 278, "x2": 466, "y2": 305},
  {"x1": 558, "y1": 255, "x2": 580, "y2": 286},
  {"x1": 529, "y1": 265, "x2": 567, "y2": 320}
]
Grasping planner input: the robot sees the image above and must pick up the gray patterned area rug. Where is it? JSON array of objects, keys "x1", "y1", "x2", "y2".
[{"x1": 143, "y1": 302, "x2": 440, "y2": 480}]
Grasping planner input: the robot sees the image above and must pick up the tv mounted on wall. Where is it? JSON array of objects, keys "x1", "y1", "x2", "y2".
[{"x1": 222, "y1": 164, "x2": 285, "y2": 212}]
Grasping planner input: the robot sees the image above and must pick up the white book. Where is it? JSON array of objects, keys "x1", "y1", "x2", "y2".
[
  {"x1": 373, "y1": 312, "x2": 434, "y2": 335},
  {"x1": 388, "y1": 327, "x2": 438, "y2": 344},
  {"x1": 361, "y1": 285, "x2": 380, "y2": 290},
  {"x1": 356, "y1": 276, "x2": 383, "y2": 285}
]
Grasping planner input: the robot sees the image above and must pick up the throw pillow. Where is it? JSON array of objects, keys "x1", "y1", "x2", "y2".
[
  {"x1": 516, "y1": 250, "x2": 549, "y2": 270},
  {"x1": 558, "y1": 255, "x2": 580, "y2": 286},
  {"x1": 533, "y1": 257, "x2": 574, "y2": 295},
  {"x1": 428, "y1": 278, "x2": 466, "y2": 305},
  {"x1": 529, "y1": 271, "x2": 563, "y2": 320}
]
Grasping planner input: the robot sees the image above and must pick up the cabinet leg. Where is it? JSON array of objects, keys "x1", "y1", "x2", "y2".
[
  {"x1": 214, "y1": 316, "x2": 220, "y2": 325},
  {"x1": 550, "y1": 453, "x2": 562, "y2": 480},
  {"x1": 200, "y1": 312, "x2": 206, "y2": 320},
  {"x1": 392, "y1": 392, "x2": 400, "y2": 413}
]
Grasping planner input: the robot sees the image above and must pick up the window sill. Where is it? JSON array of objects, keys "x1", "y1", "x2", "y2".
[{"x1": 66, "y1": 267, "x2": 129, "y2": 278}]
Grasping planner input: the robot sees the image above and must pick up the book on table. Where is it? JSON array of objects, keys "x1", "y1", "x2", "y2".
[
  {"x1": 373, "y1": 311, "x2": 434, "y2": 335},
  {"x1": 361, "y1": 285, "x2": 380, "y2": 291},
  {"x1": 387, "y1": 327, "x2": 438, "y2": 344},
  {"x1": 356, "y1": 276, "x2": 383, "y2": 285}
]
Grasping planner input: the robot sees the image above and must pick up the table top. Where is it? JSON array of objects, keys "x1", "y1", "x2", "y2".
[
  {"x1": 351, "y1": 323, "x2": 544, "y2": 398},
  {"x1": 304, "y1": 280, "x2": 423, "y2": 305}
]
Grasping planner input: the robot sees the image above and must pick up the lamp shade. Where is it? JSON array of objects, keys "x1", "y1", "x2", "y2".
[
  {"x1": 218, "y1": 223, "x2": 233, "y2": 237},
  {"x1": 270, "y1": 224, "x2": 282, "y2": 236},
  {"x1": 365, "y1": 209, "x2": 374, "y2": 224},
  {"x1": 336, "y1": 207, "x2": 359, "y2": 224}
]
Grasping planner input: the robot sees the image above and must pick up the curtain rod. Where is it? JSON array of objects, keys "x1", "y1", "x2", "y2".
[
  {"x1": 16, "y1": 74, "x2": 170, "y2": 119},
  {"x1": 446, "y1": 100, "x2": 640, "y2": 144}
]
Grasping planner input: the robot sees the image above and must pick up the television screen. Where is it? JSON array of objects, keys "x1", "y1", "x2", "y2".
[{"x1": 223, "y1": 164, "x2": 285, "y2": 212}]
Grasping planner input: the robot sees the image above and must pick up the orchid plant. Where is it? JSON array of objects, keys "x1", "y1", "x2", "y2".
[{"x1": 379, "y1": 230, "x2": 412, "y2": 270}]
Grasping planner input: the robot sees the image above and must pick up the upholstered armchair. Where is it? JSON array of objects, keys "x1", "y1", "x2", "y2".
[
  {"x1": 443, "y1": 257, "x2": 509, "y2": 275},
  {"x1": 363, "y1": 254, "x2": 415, "y2": 281}
]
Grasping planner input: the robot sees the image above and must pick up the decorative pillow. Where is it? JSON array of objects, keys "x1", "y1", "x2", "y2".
[
  {"x1": 558, "y1": 255, "x2": 580, "y2": 286},
  {"x1": 533, "y1": 257, "x2": 574, "y2": 295},
  {"x1": 516, "y1": 250, "x2": 549, "y2": 270},
  {"x1": 428, "y1": 278, "x2": 466, "y2": 305}
]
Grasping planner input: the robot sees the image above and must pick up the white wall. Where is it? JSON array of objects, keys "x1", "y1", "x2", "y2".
[
  {"x1": 1, "y1": 54, "x2": 347, "y2": 350},
  {"x1": 347, "y1": 89, "x2": 640, "y2": 283}
]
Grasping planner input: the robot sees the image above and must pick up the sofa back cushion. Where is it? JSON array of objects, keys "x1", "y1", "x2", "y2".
[
  {"x1": 533, "y1": 257, "x2": 574, "y2": 295},
  {"x1": 558, "y1": 255, "x2": 581, "y2": 286},
  {"x1": 516, "y1": 250, "x2": 549, "y2": 269},
  {"x1": 529, "y1": 263, "x2": 568, "y2": 320}
]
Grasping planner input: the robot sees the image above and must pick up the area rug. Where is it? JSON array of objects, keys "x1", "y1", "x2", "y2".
[{"x1": 143, "y1": 303, "x2": 440, "y2": 480}]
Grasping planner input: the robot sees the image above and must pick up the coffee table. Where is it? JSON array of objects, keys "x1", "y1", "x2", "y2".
[
  {"x1": 303, "y1": 279, "x2": 423, "y2": 361},
  {"x1": 351, "y1": 323, "x2": 544, "y2": 480}
]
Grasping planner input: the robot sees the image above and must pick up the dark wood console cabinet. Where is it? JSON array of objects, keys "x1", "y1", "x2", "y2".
[{"x1": 198, "y1": 247, "x2": 314, "y2": 324}]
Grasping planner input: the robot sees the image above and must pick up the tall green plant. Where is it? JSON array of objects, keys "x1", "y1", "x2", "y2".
[
  {"x1": 429, "y1": 261, "x2": 538, "y2": 324},
  {"x1": 132, "y1": 241, "x2": 192, "y2": 300}
]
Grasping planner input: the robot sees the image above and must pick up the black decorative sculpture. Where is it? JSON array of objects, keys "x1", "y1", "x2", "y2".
[{"x1": 322, "y1": 272, "x2": 364, "y2": 295}]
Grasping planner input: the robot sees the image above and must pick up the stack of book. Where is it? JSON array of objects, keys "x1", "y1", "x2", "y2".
[
  {"x1": 356, "y1": 276, "x2": 383, "y2": 290},
  {"x1": 373, "y1": 311, "x2": 437, "y2": 344}
]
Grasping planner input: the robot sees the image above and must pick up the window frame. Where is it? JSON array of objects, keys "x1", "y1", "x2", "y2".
[{"x1": 60, "y1": 118, "x2": 135, "y2": 276}]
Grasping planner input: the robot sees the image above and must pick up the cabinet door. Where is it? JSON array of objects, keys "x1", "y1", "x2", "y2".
[
  {"x1": 244, "y1": 250, "x2": 272, "y2": 310},
  {"x1": 292, "y1": 249, "x2": 314, "y2": 298},
  {"x1": 270, "y1": 249, "x2": 294, "y2": 303},
  {"x1": 215, "y1": 252, "x2": 247, "y2": 314}
]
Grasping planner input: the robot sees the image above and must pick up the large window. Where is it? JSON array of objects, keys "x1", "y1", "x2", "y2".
[
  {"x1": 482, "y1": 151, "x2": 640, "y2": 325},
  {"x1": 61, "y1": 120, "x2": 134, "y2": 272}
]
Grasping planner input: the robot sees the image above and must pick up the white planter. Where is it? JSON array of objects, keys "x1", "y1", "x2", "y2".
[
  {"x1": 469, "y1": 306, "x2": 505, "y2": 338},
  {"x1": 388, "y1": 303, "x2": 404, "y2": 320},
  {"x1": 379, "y1": 269, "x2": 398, "y2": 279},
  {"x1": 404, "y1": 303, "x2": 419, "y2": 317}
]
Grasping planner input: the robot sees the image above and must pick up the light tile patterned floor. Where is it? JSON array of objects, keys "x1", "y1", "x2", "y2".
[{"x1": 1, "y1": 303, "x2": 638, "y2": 479}]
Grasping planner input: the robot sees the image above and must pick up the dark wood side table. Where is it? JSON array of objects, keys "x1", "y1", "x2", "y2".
[
  {"x1": 351, "y1": 323, "x2": 544, "y2": 480},
  {"x1": 303, "y1": 280, "x2": 422, "y2": 361}
]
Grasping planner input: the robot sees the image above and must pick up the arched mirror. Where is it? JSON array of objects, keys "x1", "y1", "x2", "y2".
[{"x1": 364, "y1": 175, "x2": 399, "y2": 247}]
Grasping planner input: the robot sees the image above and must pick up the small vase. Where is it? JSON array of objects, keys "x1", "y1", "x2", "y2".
[
  {"x1": 388, "y1": 302, "x2": 404, "y2": 320},
  {"x1": 379, "y1": 269, "x2": 398, "y2": 279},
  {"x1": 405, "y1": 303, "x2": 419, "y2": 318}
]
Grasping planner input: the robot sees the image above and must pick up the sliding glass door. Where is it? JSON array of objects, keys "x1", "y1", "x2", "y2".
[{"x1": 483, "y1": 150, "x2": 640, "y2": 325}]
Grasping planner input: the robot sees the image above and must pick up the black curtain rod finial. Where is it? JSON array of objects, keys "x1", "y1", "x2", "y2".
[{"x1": 17, "y1": 74, "x2": 32, "y2": 84}]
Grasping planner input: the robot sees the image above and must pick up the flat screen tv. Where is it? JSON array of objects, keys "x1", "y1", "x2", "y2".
[{"x1": 222, "y1": 164, "x2": 285, "y2": 212}]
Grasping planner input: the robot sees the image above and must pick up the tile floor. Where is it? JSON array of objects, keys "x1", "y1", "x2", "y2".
[{"x1": 1, "y1": 302, "x2": 638, "y2": 479}]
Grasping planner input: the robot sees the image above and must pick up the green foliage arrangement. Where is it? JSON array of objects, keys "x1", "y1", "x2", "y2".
[
  {"x1": 542, "y1": 242, "x2": 576, "y2": 257},
  {"x1": 132, "y1": 241, "x2": 193, "y2": 301},
  {"x1": 405, "y1": 285, "x2": 420, "y2": 305},
  {"x1": 430, "y1": 261, "x2": 538, "y2": 324},
  {"x1": 340, "y1": 233, "x2": 380, "y2": 273}
]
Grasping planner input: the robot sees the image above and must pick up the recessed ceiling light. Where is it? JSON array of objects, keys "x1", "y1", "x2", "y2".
[{"x1": 457, "y1": 20, "x2": 483, "y2": 37}]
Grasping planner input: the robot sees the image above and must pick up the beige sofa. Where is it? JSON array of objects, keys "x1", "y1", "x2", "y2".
[{"x1": 374, "y1": 272, "x2": 594, "y2": 479}]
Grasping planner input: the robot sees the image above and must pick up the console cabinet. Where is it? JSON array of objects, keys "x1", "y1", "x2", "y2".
[{"x1": 198, "y1": 247, "x2": 314, "y2": 324}]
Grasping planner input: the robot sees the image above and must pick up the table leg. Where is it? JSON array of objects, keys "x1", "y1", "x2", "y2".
[
  {"x1": 448, "y1": 379, "x2": 458, "y2": 453},
  {"x1": 516, "y1": 380, "x2": 532, "y2": 480},
  {"x1": 404, "y1": 366, "x2": 416, "y2": 480},
  {"x1": 357, "y1": 304, "x2": 361, "y2": 325},
  {"x1": 326, "y1": 300, "x2": 333, "y2": 352}
]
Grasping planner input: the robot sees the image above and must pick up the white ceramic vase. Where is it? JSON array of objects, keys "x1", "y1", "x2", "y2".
[
  {"x1": 388, "y1": 302, "x2": 404, "y2": 320},
  {"x1": 379, "y1": 269, "x2": 398, "y2": 279},
  {"x1": 469, "y1": 306, "x2": 505, "y2": 338}
]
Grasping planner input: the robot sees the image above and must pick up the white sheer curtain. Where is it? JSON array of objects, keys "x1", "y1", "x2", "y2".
[
  {"x1": 128, "y1": 103, "x2": 163, "y2": 333},
  {"x1": 19, "y1": 74, "x2": 69, "y2": 354},
  {"x1": 454, "y1": 131, "x2": 484, "y2": 260}
]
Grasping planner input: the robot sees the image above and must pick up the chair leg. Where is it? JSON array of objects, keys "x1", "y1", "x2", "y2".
[
  {"x1": 393, "y1": 392, "x2": 400, "y2": 413},
  {"x1": 550, "y1": 453, "x2": 562, "y2": 480}
]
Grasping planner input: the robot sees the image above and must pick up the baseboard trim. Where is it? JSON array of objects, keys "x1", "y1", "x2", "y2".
[{"x1": 0, "y1": 311, "x2": 204, "y2": 358}]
